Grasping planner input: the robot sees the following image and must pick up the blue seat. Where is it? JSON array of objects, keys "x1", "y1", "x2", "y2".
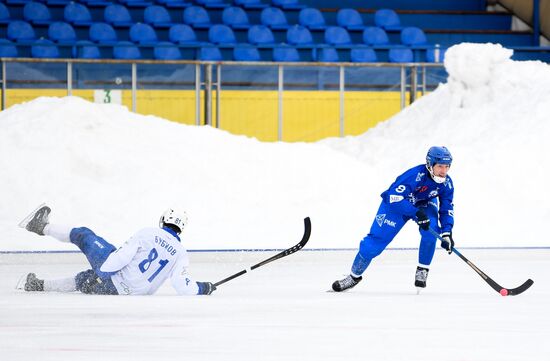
[
  {"x1": 64, "y1": 2, "x2": 93, "y2": 26},
  {"x1": 89, "y1": 22, "x2": 117, "y2": 44},
  {"x1": 318, "y1": 47, "x2": 338, "y2": 62},
  {"x1": 324, "y1": 26, "x2": 351, "y2": 46},
  {"x1": 350, "y1": 47, "x2": 377, "y2": 62},
  {"x1": 426, "y1": 46, "x2": 446, "y2": 63},
  {"x1": 272, "y1": 0, "x2": 305, "y2": 10},
  {"x1": 31, "y1": 38, "x2": 59, "y2": 58},
  {"x1": 273, "y1": 46, "x2": 300, "y2": 62},
  {"x1": 77, "y1": 40, "x2": 101, "y2": 58},
  {"x1": 196, "y1": 0, "x2": 229, "y2": 9},
  {"x1": 401, "y1": 26, "x2": 428, "y2": 46},
  {"x1": 144, "y1": 5, "x2": 173, "y2": 27},
  {"x1": 104, "y1": 4, "x2": 133, "y2": 27},
  {"x1": 154, "y1": 41, "x2": 182, "y2": 60},
  {"x1": 286, "y1": 25, "x2": 313, "y2": 45},
  {"x1": 336, "y1": 8, "x2": 365, "y2": 31},
  {"x1": 169, "y1": 24, "x2": 199, "y2": 44},
  {"x1": 0, "y1": 3, "x2": 11, "y2": 24},
  {"x1": 208, "y1": 24, "x2": 236, "y2": 45},
  {"x1": 389, "y1": 48, "x2": 413, "y2": 62},
  {"x1": 222, "y1": 7, "x2": 251, "y2": 30},
  {"x1": 197, "y1": 47, "x2": 222, "y2": 60},
  {"x1": 129, "y1": 23, "x2": 158, "y2": 44},
  {"x1": 183, "y1": 6, "x2": 212, "y2": 29},
  {"x1": 234, "y1": 0, "x2": 268, "y2": 9},
  {"x1": 261, "y1": 7, "x2": 289, "y2": 30},
  {"x1": 298, "y1": 8, "x2": 326, "y2": 30},
  {"x1": 362, "y1": 26, "x2": 389, "y2": 46},
  {"x1": 247, "y1": 25, "x2": 275, "y2": 45},
  {"x1": 24, "y1": 2, "x2": 52, "y2": 25},
  {"x1": 48, "y1": 22, "x2": 77, "y2": 44},
  {"x1": 374, "y1": 9, "x2": 402, "y2": 31},
  {"x1": 233, "y1": 45, "x2": 260, "y2": 61},
  {"x1": 0, "y1": 39, "x2": 18, "y2": 57},
  {"x1": 113, "y1": 41, "x2": 142, "y2": 59},
  {"x1": 7, "y1": 21, "x2": 36, "y2": 43},
  {"x1": 156, "y1": 0, "x2": 191, "y2": 8}
]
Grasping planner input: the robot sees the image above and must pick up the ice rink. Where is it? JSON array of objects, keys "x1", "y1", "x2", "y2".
[{"x1": 1, "y1": 248, "x2": 548, "y2": 361}]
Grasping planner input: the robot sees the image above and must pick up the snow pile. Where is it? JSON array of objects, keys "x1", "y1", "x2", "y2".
[{"x1": 1, "y1": 43, "x2": 549, "y2": 251}]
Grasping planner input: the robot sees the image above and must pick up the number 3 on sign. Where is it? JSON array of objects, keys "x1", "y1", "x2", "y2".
[{"x1": 139, "y1": 248, "x2": 169, "y2": 282}]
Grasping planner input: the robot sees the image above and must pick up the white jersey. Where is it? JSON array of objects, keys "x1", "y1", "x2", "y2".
[{"x1": 100, "y1": 227, "x2": 199, "y2": 296}]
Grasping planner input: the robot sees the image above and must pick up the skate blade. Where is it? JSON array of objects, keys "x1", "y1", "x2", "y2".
[
  {"x1": 416, "y1": 287, "x2": 424, "y2": 295},
  {"x1": 18, "y1": 203, "x2": 47, "y2": 229},
  {"x1": 15, "y1": 274, "x2": 27, "y2": 290}
]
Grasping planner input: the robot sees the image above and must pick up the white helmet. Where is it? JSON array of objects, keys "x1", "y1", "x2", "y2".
[{"x1": 159, "y1": 208, "x2": 188, "y2": 235}]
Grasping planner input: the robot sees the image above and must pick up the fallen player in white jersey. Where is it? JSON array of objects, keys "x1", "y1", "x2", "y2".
[{"x1": 18, "y1": 204, "x2": 216, "y2": 296}]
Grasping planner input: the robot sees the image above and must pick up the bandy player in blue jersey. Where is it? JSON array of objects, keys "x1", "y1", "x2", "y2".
[
  {"x1": 19, "y1": 206, "x2": 216, "y2": 296},
  {"x1": 332, "y1": 146, "x2": 455, "y2": 293}
]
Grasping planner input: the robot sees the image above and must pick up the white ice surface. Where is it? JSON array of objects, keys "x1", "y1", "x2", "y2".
[{"x1": 1, "y1": 249, "x2": 548, "y2": 361}]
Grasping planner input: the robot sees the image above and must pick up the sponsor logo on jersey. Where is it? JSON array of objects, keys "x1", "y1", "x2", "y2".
[
  {"x1": 416, "y1": 186, "x2": 428, "y2": 193},
  {"x1": 376, "y1": 214, "x2": 396, "y2": 227},
  {"x1": 429, "y1": 190, "x2": 438, "y2": 198},
  {"x1": 416, "y1": 172, "x2": 425, "y2": 182},
  {"x1": 94, "y1": 241, "x2": 104, "y2": 249},
  {"x1": 389, "y1": 195, "x2": 404, "y2": 203},
  {"x1": 448, "y1": 210, "x2": 454, "y2": 217}
]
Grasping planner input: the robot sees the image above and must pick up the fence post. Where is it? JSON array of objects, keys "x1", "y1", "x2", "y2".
[
  {"x1": 195, "y1": 63, "x2": 201, "y2": 125},
  {"x1": 400, "y1": 66, "x2": 406, "y2": 109},
  {"x1": 216, "y1": 64, "x2": 221, "y2": 129},
  {"x1": 410, "y1": 65, "x2": 417, "y2": 104},
  {"x1": 339, "y1": 65, "x2": 345, "y2": 137},
  {"x1": 204, "y1": 63, "x2": 212, "y2": 126},
  {"x1": 67, "y1": 61, "x2": 72, "y2": 96},
  {"x1": 278, "y1": 64, "x2": 283, "y2": 141},
  {"x1": 131, "y1": 62, "x2": 136, "y2": 112},
  {"x1": 1, "y1": 61, "x2": 5, "y2": 111}
]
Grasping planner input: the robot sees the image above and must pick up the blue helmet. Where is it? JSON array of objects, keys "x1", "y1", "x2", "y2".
[{"x1": 426, "y1": 146, "x2": 452, "y2": 169}]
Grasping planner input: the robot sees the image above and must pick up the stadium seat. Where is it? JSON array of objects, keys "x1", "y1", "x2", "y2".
[
  {"x1": 169, "y1": 24, "x2": 199, "y2": 44},
  {"x1": 234, "y1": 0, "x2": 268, "y2": 9},
  {"x1": 31, "y1": 38, "x2": 60, "y2": 58},
  {"x1": 426, "y1": 46, "x2": 446, "y2": 63},
  {"x1": 318, "y1": 47, "x2": 338, "y2": 62},
  {"x1": 208, "y1": 24, "x2": 237, "y2": 45},
  {"x1": 144, "y1": 5, "x2": 174, "y2": 28},
  {"x1": 183, "y1": 6, "x2": 212, "y2": 29},
  {"x1": 23, "y1": 2, "x2": 52, "y2": 25},
  {"x1": 298, "y1": 8, "x2": 326, "y2": 30},
  {"x1": 130, "y1": 23, "x2": 158, "y2": 44},
  {"x1": 350, "y1": 47, "x2": 377, "y2": 62},
  {"x1": 233, "y1": 45, "x2": 260, "y2": 61},
  {"x1": 272, "y1": 0, "x2": 305, "y2": 10},
  {"x1": 104, "y1": 4, "x2": 133, "y2": 27},
  {"x1": 64, "y1": 2, "x2": 93, "y2": 26},
  {"x1": 0, "y1": 39, "x2": 18, "y2": 57},
  {"x1": 286, "y1": 25, "x2": 313, "y2": 45},
  {"x1": 7, "y1": 21, "x2": 36, "y2": 43},
  {"x1": 362, "y1": 26, "x2": 389, "y2": 46},
  {"x1": 77, "y1": 40, "x2": 101, "y2": 59},
  {"x1": 261, "y1": 7, "x2": 290, "y2": 30},
  {"x1": 48, "y1": 22, "x2": 77, "y2": 44},
  {"x1": 374, "y1": 9, "x2": 402, "y2": 31},
  {"x1": 0, "y1": 3, "x2": 11, "y2": 24},
  {"x1": 154, "y1": 41, "x2": 182, "y2": 60},
  {"x1": 89, "y1": 22, "x2": 118, "y2": 44},
  {"x1": 247, "y1": 25, "x2": 275, "y2": 45},
  {"x1": 273, "y1": 46, "x2": 300, "y2": 62},
  {"x1": 336, "y1": 8, "x2": 365, "y2": 31},
  {"x1": 324, "y1": 26, "x2": 352, "y2": 46},
  {"x1": 222, "y1": 7, "x2": 251, "y2": 30},
  {"x1": 197, "y1": 47, "x2": 222, "y2": 60},
  {"x1": 400, "y1": 26, "x2": 428, "y2": 46},
  {"x1": 388, "y1": 48, "x2": 413, "y2": 62},
  {"x1": 113, "y1": 41, "x2": 142, "y2": 59},
  {"x1": 156, "y1": 0, "x2": 191, "y2": 8},
  {"x1": 196, "y1": 0, "x2": 229, "y2": 9}
]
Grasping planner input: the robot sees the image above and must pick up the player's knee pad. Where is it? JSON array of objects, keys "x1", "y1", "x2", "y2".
[
  {"x1": 69, "y1": 227, "x2": 96, "y2": 245},
  {"x1": 358, "y1": 236, "x2": 386, "y2": 260}
]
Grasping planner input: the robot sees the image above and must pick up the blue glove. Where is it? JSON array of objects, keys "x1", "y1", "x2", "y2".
[
  {"x1": 196, "y1": 281, "x2": 217, "y2": 295},
  {"x1": 440, "y1": 232, "x2": 454, "y2": 254},
  {"x1": 415, "y1": 208, "x2": 430, "y2": 231}
]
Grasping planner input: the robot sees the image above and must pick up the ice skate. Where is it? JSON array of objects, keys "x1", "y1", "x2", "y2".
[
  {"x1": 415, "y1": 266, "x2": 429, "y2": 294},
  {"x1": 331, "y1": 274, "x2": 362, "y2": 292},
  {"x1": 18, "y1": 203, "x2": 51, "y2": 236},
  {"x1": 24, "y1": 273, "x2": 44, "y2": 292}
]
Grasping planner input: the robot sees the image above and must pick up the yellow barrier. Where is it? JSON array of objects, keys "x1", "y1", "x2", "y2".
[{"x1": 4, "y1": 89, "x2": 408, "y2": 142}]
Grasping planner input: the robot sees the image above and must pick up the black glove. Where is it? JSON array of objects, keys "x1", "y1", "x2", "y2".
[
  {"x1": 196, "y1": 281, "x2": 217, "y2": 295},
  {"x1": 415, "y1": 208, "x2": 430, "y2": 231},
  {"x1": 440, "y1": 232, "x2": 454, "y2": 254}
]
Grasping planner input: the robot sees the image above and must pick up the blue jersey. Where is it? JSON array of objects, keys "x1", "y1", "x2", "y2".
[{"x1": 380, "y1": 164, "x2": 454, "y2": 233}]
